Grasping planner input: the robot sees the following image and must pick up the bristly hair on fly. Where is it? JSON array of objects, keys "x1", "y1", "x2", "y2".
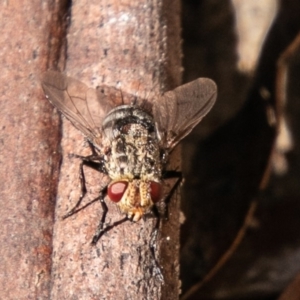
[{"x1": 41, "y1": 70, "x2": 217, "y2": 244}]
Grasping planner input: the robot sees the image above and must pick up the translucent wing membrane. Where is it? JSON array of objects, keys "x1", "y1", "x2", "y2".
[
  {"x1": 42, "y1": 71, "x2": 217, "y2": 152},
  {"x1": 153, "y1": 78, "x2": 217, "y2": 151},
  {"x1": 42, "y1": 71, "x2": 119, "y2": 148}
]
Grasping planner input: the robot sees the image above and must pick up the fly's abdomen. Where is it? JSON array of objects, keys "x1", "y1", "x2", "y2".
[
  {"x1": 102, "y1": 105, "x2": 155, "y2": 140},
  {"x1": 103, "y1": 105, "x2": 162, "y2": 180}
]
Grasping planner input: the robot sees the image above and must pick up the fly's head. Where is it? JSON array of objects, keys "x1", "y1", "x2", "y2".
[{"x1": 107, "y1": 178, "x2": 162, "y2": 222}]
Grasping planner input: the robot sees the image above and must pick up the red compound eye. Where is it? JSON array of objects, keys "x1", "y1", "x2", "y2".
[
  {"x1": 108, "y1": 181, "x2": 128, "y2": 202},
  {"x1": 150, "y1": 181, "x2": 162, "y2": 203}
]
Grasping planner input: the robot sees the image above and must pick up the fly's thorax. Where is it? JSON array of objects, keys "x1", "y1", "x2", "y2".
[{"x1": 107, "y1": 178, "x2": 162, "y2": 222}]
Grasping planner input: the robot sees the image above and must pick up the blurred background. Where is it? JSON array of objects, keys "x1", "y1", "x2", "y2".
[{"x1": 180, "y1": 0, "x2": 300, "y2": 299}]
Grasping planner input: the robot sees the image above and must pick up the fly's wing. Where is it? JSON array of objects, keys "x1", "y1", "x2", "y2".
[
  {"x1": 41, "y1": 71, "x2": 117, "y2": 149},
  {"x1": 153, "y1": 78, "x2": 217, "y2": 151}
]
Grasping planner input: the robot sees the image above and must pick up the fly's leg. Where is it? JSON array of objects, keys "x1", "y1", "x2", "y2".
[
  {"x1": 82, "y1": 141, "x2": 107, "y2": 161},
  {"x1": 87, "y1": 140, "x2": 98, "y2": 156},
  {"x1": 68, "y1": 141, "x2": 107, "y2": 174},
  {"x1": 149, "y1": 205, "x2": 164, "y2": 282},
  {"x1": 91, "y1": 185, "x2": 107, "y2": 244},
  {"x1": 147, "y1": 170, "x2": 182, "y2": 280},
  {"x1": 62, "y1": 159, "x2": 87, "y2": 219},
  {"x1": 62, "y1": 157, "x2": 107, "y2": 219},
  {"x1": 92, "y1": 192, "x2": 128, "y2": 245},
  {"x1": 62, "y1": 141, "x2": 130, "y2": 243},
  {"x1": 62, "y1": 140, "x2": 108, "y2": 219},
  {"x1": 63, "y1": 178, "x2": 128, "y2": 244},
  {"x1": 162, "y1": 170, "x2": 183, "y2": 220},
  {"x1": 91, "y1": 216, "x2": 128, "y2": 245}
]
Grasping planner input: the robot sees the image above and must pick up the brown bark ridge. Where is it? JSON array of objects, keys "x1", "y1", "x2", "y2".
[
  {"x1": 49, "y1": 1, "x2": 182, "y2": 299},
  {"x1": 0, "y1": 1, "x2": 61, "y2": 299}
]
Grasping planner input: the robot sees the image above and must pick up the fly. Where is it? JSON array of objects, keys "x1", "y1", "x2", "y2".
[{"x1": 42, "y1": 70, "x2": 217, "y2": 244}]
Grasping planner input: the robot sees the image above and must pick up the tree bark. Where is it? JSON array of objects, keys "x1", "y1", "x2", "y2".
[
  {"x1": 49, "y1": 1, "x2": 182, "y2": 299},
  {"x1": 0, "y1": 1, "x2": 61, "y2": 299}
]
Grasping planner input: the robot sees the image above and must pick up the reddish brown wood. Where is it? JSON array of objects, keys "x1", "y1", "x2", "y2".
[
  {"x1": 48, "y1": 1, "x2": 182, "y2": 299},
  {"x1": 278, "y1": 273, "x2": 300, "y2": 300},
  {"x1": 0, "y1": 1, "x2": 61, "y2": 299}
]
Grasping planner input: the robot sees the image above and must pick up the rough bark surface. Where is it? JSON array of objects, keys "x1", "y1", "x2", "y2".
[
  {"x1": 0, "y1": 1, "x2": 61, "y2": 299},
  {"x1": 49, "y1": 1, "x2": 182, "y2": 300}
]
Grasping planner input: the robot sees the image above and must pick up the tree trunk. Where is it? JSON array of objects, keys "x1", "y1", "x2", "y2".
[
  {"x1": 49, "y1": 0, "x2": 182, "y2": 299},
  {"x1": 0, "y1": 1, "x2": 61, "y2": 299}
]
